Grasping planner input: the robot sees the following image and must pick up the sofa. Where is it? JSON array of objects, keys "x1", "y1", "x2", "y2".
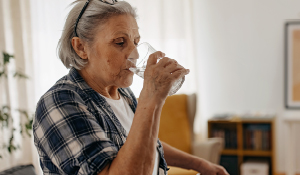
[
  {"x1": 158, "y1": 93, "x2": 224, "y2": 175},
  {"x1": 0, "y1": 164, "x2": 37, "y2": 175}
]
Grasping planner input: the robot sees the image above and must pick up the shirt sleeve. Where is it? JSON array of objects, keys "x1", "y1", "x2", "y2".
[{"x1": 33, "y1": 89, "x2": 118, "y2": 175}]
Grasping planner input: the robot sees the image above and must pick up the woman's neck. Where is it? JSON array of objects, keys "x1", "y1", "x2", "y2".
[{"x1": 78, "y1": 68, "x2": 120, "y2": 100}]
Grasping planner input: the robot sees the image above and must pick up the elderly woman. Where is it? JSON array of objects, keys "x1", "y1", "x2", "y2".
[{"x1": 33, "y1": 0, "x2": 229, "y2": 175}]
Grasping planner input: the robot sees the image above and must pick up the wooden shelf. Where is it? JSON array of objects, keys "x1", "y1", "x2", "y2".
[
  {"x1": 221, "y1": 149, "x2": 239, "y2": 155},
  {"x1": 208, "y1": 118, "x2": 276, "y2": 175},
  {"x1": 242, "y1": 150, "x2": 272, "y2": 156},
  {"x1": 221, "y1": 149, "x2": 272, "y2": 156}
]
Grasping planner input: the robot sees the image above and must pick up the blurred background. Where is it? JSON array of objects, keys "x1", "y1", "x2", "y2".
[{"x1": 0, "y1": 0, "x2": 300, "y2": 175}]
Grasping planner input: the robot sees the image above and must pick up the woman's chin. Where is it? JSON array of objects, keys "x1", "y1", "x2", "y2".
[{"x1": 119, "y1": 77, "x2": 133, "y2": 88}]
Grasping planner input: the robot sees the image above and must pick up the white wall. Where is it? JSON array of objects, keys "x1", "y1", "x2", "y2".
[{"x1": 193, "y1": 0, "x2": 300, "y2": 173}]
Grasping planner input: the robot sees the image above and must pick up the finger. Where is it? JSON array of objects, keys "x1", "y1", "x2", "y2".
[
  {"x1": 147, "y1": 51, "x2": 165, "y2": 66},
  {"x1": 171, "y1": 69, "x2": 190, "y2": 80},
  {"x1": 165, "y1": 61, "x2": 184, "y2": 73},
  {"x1": 163, "y1": 59, "x2": 178, "y2": 69},
  {"x1": 218, "y1": 166, "x2": 230, "y2": 175},
  {"x1": 166, "y1": 66, "x2": 183, "y2": 75},
  {"x1": 156, "y1": 57, "x2": 172, "y2": 68},
  {"x1": 220, "y1": 170, "x2": 230, "y2": 175}
]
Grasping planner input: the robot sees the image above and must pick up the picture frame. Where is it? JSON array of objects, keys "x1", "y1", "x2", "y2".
[{"x1": 285, "y1": 21, "x2": 300, "y2": 109}]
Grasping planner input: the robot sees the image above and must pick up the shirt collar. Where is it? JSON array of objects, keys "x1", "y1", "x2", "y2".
[{"x1": 67, "y1": 67, "x2": 136, "y2": 109}]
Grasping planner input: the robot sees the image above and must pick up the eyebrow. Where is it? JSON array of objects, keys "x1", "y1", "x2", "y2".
[{"x1": 114, "y1": 32, "x2": 140, "y2": 40}]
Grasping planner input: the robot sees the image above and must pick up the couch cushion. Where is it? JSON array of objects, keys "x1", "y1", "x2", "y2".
[
  {"x1": 168, "y1": 166, "x2": 199, "y2": 175},
  {"x1": 159, "y1": 94, "x2": 192, "y2": 154}
]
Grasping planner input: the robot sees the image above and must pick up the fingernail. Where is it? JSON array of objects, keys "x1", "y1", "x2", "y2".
[{"x1": 187, "y1": 69, "x2": 190, "y2": 74}]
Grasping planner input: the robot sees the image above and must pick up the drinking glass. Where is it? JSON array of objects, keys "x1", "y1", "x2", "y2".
[{"x1": 127, "y1": 42, "x2": 185, "y2": 96}]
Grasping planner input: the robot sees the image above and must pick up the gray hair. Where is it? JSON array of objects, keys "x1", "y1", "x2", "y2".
[{"x1": 57, "y1": 0, "x2": 137, "y2": 70}]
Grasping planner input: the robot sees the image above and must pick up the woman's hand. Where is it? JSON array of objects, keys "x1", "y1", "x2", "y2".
[
  {"x1": 195, "y1": 158, "x2": 229, "y2": 175},
  {"x1": 140, "y1": 51, "x2": 189, "y2": 103}
]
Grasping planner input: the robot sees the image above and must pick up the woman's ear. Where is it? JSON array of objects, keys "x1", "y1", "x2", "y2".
[{"x1": 71, "y1": 37, "x2": 88, "y2": 60}]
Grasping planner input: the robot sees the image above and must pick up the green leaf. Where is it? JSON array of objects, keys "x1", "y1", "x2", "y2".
[
  {"x1": 2, "y1": 105, "x2": 10, "y2": 111},
  {"x1": 25, "y1": 130, "x2": 31, "y2": 137},
  {"x1": 7, "y1": 145, "x2": 18, "y2": 153},
  {"x1": 17, "y1": 109, "x2": 29, "y2": 119},
  {"x1": 26, "y1": 120, "x2": 32, "y2": 128},
  {"x1": 16, "y1": 109, "x2": 33, "y2": 137},
  {"x1": 25, "y1": 120, "x2": 33, "y2": 137},
  {"x1": 3, "y1": 52, "x2": 14, "y2": 65},
  {"x1": 7, "y1": 133, "x2": 19, "y2": 154},
  {"x1": 3, "y1": 113, "x2": 9, "y2": 120},
  {"x1": 13, "y1": 72, "x2": 29, "y2": 79},
  {"x1": 0, "y1": 110, "x2": 3, "y2": 120},
  {"x1": 0, "y1": 71, "x2": 6, "y2": 78},
  {"x1": 1, "y1": 112, "x2": 10, "y2": 127}
]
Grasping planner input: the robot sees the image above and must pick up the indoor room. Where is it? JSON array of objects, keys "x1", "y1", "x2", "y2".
[{"x1": 0, "y1": 0, "x2": 299, "y2": 175}]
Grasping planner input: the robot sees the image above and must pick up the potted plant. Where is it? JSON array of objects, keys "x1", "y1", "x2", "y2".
[{"x1": 0, "y1": 52, "x2": 33, "y2": 158}]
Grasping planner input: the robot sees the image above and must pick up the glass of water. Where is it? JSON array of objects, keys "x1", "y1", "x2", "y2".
[{"x1": 127, "y1": 42, "x2": 185, "y2": 96}]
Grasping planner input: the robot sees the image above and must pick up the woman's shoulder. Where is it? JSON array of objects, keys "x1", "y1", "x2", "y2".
[
  {"x1": 36, "y1": 74, "x2": 89, "y2": 111},
  {"x1": 38, "y1": 68, "x2": 92, "y2": 105}
]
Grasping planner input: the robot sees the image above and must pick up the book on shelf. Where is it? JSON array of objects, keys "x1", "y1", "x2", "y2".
[
  {"x1": 212, "y1": 128, "x2": 237, "y2": 149},
  {"x1": 243, "y1": 124, "x2": 271, "y2": 150}
]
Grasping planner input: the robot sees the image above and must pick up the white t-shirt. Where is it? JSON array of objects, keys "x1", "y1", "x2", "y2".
[{"x1": 100, "y1": 94, "x2": 160, "y2": 175}]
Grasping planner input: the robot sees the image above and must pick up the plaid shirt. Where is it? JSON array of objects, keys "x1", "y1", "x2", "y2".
[{"x1": 33, "y1": 67, "x2": 169, "y2": 175}]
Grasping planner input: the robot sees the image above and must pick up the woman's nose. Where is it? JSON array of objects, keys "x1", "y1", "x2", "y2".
[
  {"x1": 130, "y1": 47, "x2": 139, "y2": 60},
  {"x1": 127, "y1": 42, "x2": 139, "y2": 60},
  {"x1": 126, "y1": 44, "x2": 139, "y2": 68}
]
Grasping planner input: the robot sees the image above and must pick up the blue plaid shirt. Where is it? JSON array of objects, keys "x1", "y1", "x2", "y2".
[{"x1": 33, "y1": 67, "x2": 168, "y2": 175}]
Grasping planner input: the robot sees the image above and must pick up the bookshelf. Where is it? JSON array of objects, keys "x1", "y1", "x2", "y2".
[{"x1": 208, "y1": 118, "x2": 275, "y2": 175}]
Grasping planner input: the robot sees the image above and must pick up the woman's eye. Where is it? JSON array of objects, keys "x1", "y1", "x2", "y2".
[{"x1": 116, "y1": 42, "x2": 125, "y2": 46}]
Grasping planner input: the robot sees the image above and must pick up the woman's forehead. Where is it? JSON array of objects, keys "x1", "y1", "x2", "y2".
[{"x1": 104, "y1": 15, "x2": 139, "y2": 38}]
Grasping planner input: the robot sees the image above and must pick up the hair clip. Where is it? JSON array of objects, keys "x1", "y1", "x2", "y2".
[
  {"x1": 74, "y1": 0, "x2": 119, "y2": 37},
  {"x1": 100, "y1": 0, "x2": 118, "y2": 5}
]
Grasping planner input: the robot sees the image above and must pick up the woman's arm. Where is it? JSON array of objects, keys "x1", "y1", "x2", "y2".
[
  {"x1": 99, "y1": 51, "x2": 189, "y2": 175},
  {"x1": 103, "y1": 97, "x2": 163, "y2": 175},
  {"x1": 161, "y1": 141, "x2": 229, "y2": 175}
]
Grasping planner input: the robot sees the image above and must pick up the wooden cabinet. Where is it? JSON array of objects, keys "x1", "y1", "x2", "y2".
[{"x1": 208, "y1": 118, "x2": 276, "y2": 175}]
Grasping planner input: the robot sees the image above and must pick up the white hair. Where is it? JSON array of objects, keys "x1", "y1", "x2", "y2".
[{"x1": 57, "y1": 0, "x2": 137, "y2": 69}]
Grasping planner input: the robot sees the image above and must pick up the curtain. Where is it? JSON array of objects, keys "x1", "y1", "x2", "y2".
[
  {"x1": 30, "y1": 0, "x2": 73, "y2": 105},
  {"x1": 30, "y1": 1, "x2": 74, "y2": 174},
  {"x1": 0, "y1": 0, "x2": 36, "y2": 172},
  {"x1": 1, "y1": 0, "x2": 199, "y2": 174}
]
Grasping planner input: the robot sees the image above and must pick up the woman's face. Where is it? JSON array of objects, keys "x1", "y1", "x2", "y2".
[{"x1": 85, "y1": 14, "x2": 140, "y2": 88}]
